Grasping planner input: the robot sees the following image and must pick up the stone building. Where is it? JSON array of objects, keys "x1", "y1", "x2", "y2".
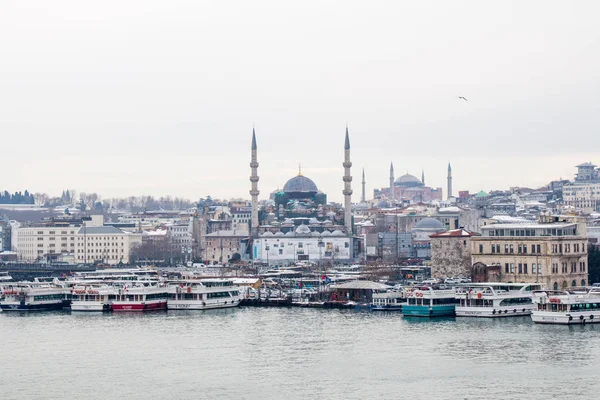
[
  {"x1": 430, "y1": 229, "x2": 478, "y2": 279},
  {"x1": 204, "y1": 230, "x2": 247, "y2": 264},
  {"x1": 470, "y1": 217, "x2": 588, "y2": 289}
]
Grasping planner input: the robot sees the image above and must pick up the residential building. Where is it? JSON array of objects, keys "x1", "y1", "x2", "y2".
[
  {"x1": 562, "y1": 182, "x2": 600, "y2": 213},
  {"x1": 470, "y1": 217, "x2": 588, "y2": 289}
]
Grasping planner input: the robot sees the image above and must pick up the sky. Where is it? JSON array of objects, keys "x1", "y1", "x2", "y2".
[{"x1": 1, "y1": 1, "x2": 599, "y2": 203}]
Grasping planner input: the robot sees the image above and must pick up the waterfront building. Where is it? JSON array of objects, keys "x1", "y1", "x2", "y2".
[
  {"x1": 430, "y1": 229, "x2": 478, "y2": 279},
  {"x1": 76, "y1": 225, "x2": 142, "y2": 264},
  {"x1": 204, "y1": 230, "x2": 247, "y2": 264},
  {"x1": 470, "y1": 215, "x2": 588, "y2": 289}
]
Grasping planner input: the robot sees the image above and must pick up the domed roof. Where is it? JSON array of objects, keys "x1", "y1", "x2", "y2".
[
  {"x1": 295, "y1": 224, "x2": 311, "y2": 235},
  {"x1": 395, "y1": 174, "x2": 424, "y2": 188},
  {"x1": 476, "y1": 190, "x2": 489, "y2": 198},
  {"x1": 377, "y1": 200, "x2": 391, "y2": 208},
  {"x1": 274, "y1": 231, "x2": 285, "y2": 237},
  {"x1": 283, "y1": 174, "x2": 318, "y2": 193},
  {"x1": 414, "y1": 217, "x2": 444, "y2": 230}
]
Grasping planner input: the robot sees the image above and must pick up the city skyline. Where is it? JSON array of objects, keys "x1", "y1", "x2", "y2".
[{"x1": 2, "y1": 1, "x2": 599, "y2": 202}]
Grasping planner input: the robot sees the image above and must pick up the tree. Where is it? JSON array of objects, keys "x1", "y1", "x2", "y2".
[{"x1": 588, "y1": 245, "x2": 600, "y2": 284}]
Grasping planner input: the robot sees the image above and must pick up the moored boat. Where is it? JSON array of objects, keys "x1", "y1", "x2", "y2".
[
  {"x1": 111, "y1": 283, "x2": 168, "y2": 312},
  {"x1": 167, "y1": 279, "x2": 242, "y2": 310},
  {"x1": 372, "y1": 291, "x2": 406, "y2": 311},
  {"x1": 0, "y1": 282, "x2": 66, "y2": 312},
  {"x1": 402, "y1": 287, "x2": 457, "y2": 317},
  {"x1": 531, "y1": 287, "x2": 600, "y2": 325},
  {"x1": 455, "y1": 283, "x2": 542, "y2": 317},
  {"x1": 70, "y1": 285, "x2": 117, "y2": 312}
]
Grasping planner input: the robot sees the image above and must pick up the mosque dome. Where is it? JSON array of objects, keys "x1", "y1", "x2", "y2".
[
  {"x1": 283, "y1": 174, "x2": 318, "y2": 194},
  {"x1": 414, "y1": 217, "x2": 444, "y2": 230},
  {"x1": 395, "y1": 174, "x2": 424, "y2": 188},
  {"x1": 295, "y1": 224, "x2": 311, "y2": 235},
  {"x1": 376, "y1": 200, "x2": 391, "y2": 208}
]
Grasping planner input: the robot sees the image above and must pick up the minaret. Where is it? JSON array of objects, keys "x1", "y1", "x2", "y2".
[
  {"x1": 361, "y1": 168, "x2": 366, "y2": 203},
  {"x1": 421, "y1": 169, "x2": 425, "y2": 186},
  {"x1": 249, "y1": 128, "x2": 260, "y2": 236},
  {"x1": 389, "y1": 162, "x2": 395, "y2": 202},
  {"x1": 343, "y1": 127, "x2": 353, "y2": 236},
  {"x1": 447, "y1": 162, "x2": 453, "y2": 199}
]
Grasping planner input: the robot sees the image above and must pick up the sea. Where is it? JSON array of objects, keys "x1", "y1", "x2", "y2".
[{"x1": 1, "y1": 308, "x2": 599, "y2": 400}]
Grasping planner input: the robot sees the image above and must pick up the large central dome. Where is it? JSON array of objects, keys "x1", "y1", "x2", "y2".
[
  {"x1": 283, "y1": 174, "x2": 318, "y2": 194},
  {"x1": 395, "y1": 174, "x2": 424, "y2": 188}
]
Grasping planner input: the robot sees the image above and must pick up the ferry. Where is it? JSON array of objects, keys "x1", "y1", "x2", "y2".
[
  {"x1": 454, "y1": 283, "x2": 543, "y2": 317},
  {"x1": 402, "y1": 287, "x2": 458, "y2": 317},
  {"x1": 0, "y1": 271, "x2": 12, "y2": 283},
  {"x1": 372, "y1": 291, "x2": 406, "y2": 311},
  {"x1": 70, "y1": 285, "x2": 117, "y2": 312},
  {"x1": 167, "y1": 279, "x2": 242, "y2": 310},
  {"x1": 531, "y1": 287, "x2": 600, "y2": 325},
  {"x1": 111, "y1": 283, "x2": 168, "y2": 312},
  {"x1": 0, "y1": 282, "x2": 66, "y2": 311}
]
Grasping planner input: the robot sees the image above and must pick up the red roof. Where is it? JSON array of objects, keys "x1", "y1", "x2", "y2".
[{"x1": 429, "y1": 229, "x2": 479, "y2": 238}]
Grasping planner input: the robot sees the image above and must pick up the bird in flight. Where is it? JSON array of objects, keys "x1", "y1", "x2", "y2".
[{"x1": 457, "y1": 96, "x2": 468, "y2": 101}]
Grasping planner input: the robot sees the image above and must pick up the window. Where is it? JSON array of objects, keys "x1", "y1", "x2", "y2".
[
  {"x1": 479, "y1": 244, "x2": 484, "y2": 253},
  {"x1": 537, "y1": 244, "x2": 541, "y2": 254},
  {"x1": 509, "y1": 244, "x2": 514, "y2": 254},
  {"x1": 524, "y1": 263, "x2": 528, "y2": 274},
  {"x1": 505, "y1": 244, "x2": 509, "y2": 254},
  {"x1": 518, "y1": 264, "x2": 522, "y2": 274},
  {"x1": 518, "y1": 245, "x2": 522, "y2": 254},
  {"x1": 505, "y1": 263, "x2": 509, "y2": 273},
  {"x1": 510, "y1": 263, "x2": 515, "y2": 273},
  {"x1": 492, "y1": 245, "x2": 496, "y2": 254},
  {"x1": 523, "y1": 245, "x2": 527, "y2": 254}
]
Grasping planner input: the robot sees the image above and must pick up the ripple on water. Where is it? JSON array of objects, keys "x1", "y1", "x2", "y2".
[{"x1": 1, "y1": 309, "x2": 600, "y2": 400}]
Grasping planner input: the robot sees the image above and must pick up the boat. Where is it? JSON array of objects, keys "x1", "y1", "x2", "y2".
[
  {"x1": 402, "y1": 287, "x2": 457, "y2": 317},
  {"x1": 0, "y1": 282, "x2": 66, "y2": 311},
  {"x1": 167, "y1": 279, "x2": 242, "y2": 310},
  {"x1": 372, "y1": 291, "x2": 406, "y2": 311},
  {"x1": 70, "y1": 285, "x2": 117, "y2": 312},
  {"x1": 111, "y1": 282, "x2": 168, "y2": 312},
  {"x1": 0, "y1": 271, "x2": 12, "y2": 283},
  {"x1": 454, "y1": 283, "x2": 543, "y2": 317},
  {"x1": 531, "y1": 287, "x2": 600, "y2": 325}
]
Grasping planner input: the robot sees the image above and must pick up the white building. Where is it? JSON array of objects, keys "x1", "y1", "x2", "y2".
[
  {"x1": 253, "y1": 225, "x2": 352, "y2": 266},
  {"x1": 76, "y1": 226, "x2": 142, "y2": 265},
  {"x1": 562, "y1": 182, "x2": 600, "y2": 213}
]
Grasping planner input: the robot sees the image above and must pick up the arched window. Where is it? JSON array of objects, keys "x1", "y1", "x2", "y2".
[
  {"x1": 562, "y1": 281, "x2": 568, "y2": 289},
  {"x1": 553, "y1": 282, "x2": 559, "y2": 290},
  {"x1": 582, "y1": 279, "x2": 587, "y2": 287},
  {"x1": 572, "y1": 280, "x2": 577, "y2": 288}
]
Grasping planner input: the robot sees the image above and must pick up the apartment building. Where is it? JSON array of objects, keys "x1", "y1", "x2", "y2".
[{"x1": 470, "y1": 218, "x2": 588, "y2": 289}]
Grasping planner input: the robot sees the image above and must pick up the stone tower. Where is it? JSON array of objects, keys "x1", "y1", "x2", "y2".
[
  {"x1": 343, "y1": 127, "x2": 353, "y2": 236},
  {"x1": 361, "y1": 168, "x2": 366, "y2": 203},
  {"x1": 422, "y1": 169, "x2": 425, "y2": 186},
  {"x1": 389, "y1": 162, "x2": 395, "y2": 202},
  {"x1": 250, "y1": 128, "x2": 260, "y2": 236},
  {"x1": 447, "y1": 162, "x2": 453, "y2": 199}
]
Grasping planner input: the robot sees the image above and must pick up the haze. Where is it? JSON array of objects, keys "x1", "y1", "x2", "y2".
[{"x1": 1, "y1": 1, "x2": 599, "y2": 202}]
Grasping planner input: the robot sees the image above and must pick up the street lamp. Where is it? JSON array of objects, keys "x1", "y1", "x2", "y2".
[{"x1": 265, "y1": 244, "x2": 270, "y2": 267}]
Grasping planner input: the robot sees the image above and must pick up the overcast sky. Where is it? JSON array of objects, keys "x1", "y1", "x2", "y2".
[{"x1": 1, "y1": 1, "x2": 599, "y2": 203}]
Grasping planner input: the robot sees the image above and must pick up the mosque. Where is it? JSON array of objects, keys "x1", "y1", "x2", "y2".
[
  {"x1": 248, "y1": 127, "x2": 355, "y2": 266},
  {"x1": 373, "y1": 162, "x2": 450, "y2": 204}
]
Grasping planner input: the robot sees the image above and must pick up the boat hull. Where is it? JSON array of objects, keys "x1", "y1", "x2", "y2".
[
  {"x1": 372, "y1": 305, "x2": 403, "y2": 311},
  {"x1": 0, "y1": 301, "x2": 64, "y2": 312},
  {"x1": 112, "y1": 300, "x2": 167, "y2": 312},
  {"x1": 531, "y1": 310, "x2": 600, "y2": 325},
  {"x1": 167, "y1": 298, "x2": 241, "y2": 310},
  {"x1": 402, "y1": 304, "x2": 455, "y2": 317},
  {"x1": 456, "y1": 305, "x2": 534, "y2": 317}
]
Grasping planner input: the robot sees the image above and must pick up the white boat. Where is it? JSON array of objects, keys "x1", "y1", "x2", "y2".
[
  {"x1": 372, "y1": 291, "x2": 406, "y2": 311},
  {"x1": 531, "y1": 287, "x2": 600, "y2": 325},
  {"x1": 0, "y1": 282, "x2": 66, "y2": 311},
  {"x1": 167, "y1": 279, "x2": 242, "y2": 310},
  {"x1": 70, "y1": 285, "x2": 117, "y2": 312},
  {"x1": 403, "y1": 287, "x2": 458, "y2": 317},
  {"x1": 111, "y1": 282, "x2": 168, "y2": 312},
  {"x1": 454, "y1": 283, "x2": 543, "y2": 317}
]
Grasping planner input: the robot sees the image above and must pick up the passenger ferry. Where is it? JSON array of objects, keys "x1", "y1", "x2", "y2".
[
  {"x1": 111, "y1": 282, "x2": 168, "y2": 312},
  {"x1": 371, "y1": 291, "x2": 406, "y2": 311},
  {"x1": 531, "y1": 287, "x2": 600, "y2": 325},
  {"x1": 402, "y1": 287, "x2": 458, "y2": 317},
  {"x1": 167, "y1": 279, "x2": 242, "y2": 310},
  {"x1": 0, "y1": 282, "x2": 66, "y2": 311},
  {"x1": 454, "y1": 283, "x2": 543, "y2": 317},
  {"x1": 70, "y1": 285, "x2": 117, "y2": 312}
]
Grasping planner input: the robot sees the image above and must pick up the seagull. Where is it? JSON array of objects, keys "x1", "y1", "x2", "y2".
[{"x1": 457, "y1": 96, "x2": 468, "y2": 101}]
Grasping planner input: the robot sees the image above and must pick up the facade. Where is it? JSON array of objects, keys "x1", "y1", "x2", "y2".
[
  {"x1": 16, "y1": 215, "x2": 142, "y2": 265},
  {"x1": 204, "y1": 230, "x2": 246, "y2": 264},
  {"x1": 76, "y1": 226, "x2": 142, "y2": 265},
  {"x1": 253, "y1": 226, "x2": 351, "y2": 266},
  {"x1": 377, "y1": 232, "x2": 413, "y2": 260},
  {"x1": 430, "y1": 229, "x2": 477, "y2": 279},
  {"x1": 562, "y1": 182, "x2": 600, "y2": 213},
  {"x1": 470, "y1": 219, "x2": 588, "y2": 289}
]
